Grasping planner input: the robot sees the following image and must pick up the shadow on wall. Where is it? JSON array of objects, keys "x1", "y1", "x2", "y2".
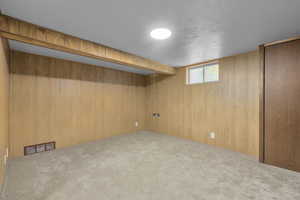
[
  {"x1": 145, "y1": 73, "x2": 173, "y2": 86},
  {"x1": 10, "y1": 51, "x2": 146, "y2": 87}
]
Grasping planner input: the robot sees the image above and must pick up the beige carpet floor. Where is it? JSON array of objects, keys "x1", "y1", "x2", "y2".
[{"x1": 2, "y1": 131, "x2": 300, "y2": 200}]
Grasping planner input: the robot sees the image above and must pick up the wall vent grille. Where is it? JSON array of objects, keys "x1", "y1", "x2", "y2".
[{"x1": 24, "y1": 142, "x2": 56, "y2": 156}]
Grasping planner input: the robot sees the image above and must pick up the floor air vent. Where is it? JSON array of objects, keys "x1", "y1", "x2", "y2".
[{"x1": 24, "y1": 141, "x2": 56, "y2": 156}]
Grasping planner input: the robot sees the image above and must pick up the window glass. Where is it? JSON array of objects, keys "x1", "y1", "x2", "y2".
[
  {"x1": 188, "y1": 67, "x2": 204, "y2": 84},
  {"x1": 204, "y1": 63, "x2": 219, "y2": 82},
  {"x1": 186, "y1": 63, "x2": 219, "y2": 85}
]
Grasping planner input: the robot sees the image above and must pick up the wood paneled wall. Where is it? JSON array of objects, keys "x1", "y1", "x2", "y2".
[
  {"x1": 9, "y1": 51, "x2": 146, "y2": 157},
  {"x1": 9, "y1": 50, "x2": 260, "y2": 158},
  {"x1": 0, "y1": 38, "x2": 9, "y2": 186},
  {"x1": 145, "y1": 51, "x2": 260, "y2": 158}
]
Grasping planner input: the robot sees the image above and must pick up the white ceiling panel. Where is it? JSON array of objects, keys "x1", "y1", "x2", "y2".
[{"x1": 2, "y1": 0, "x2": 300, "y2": 66}]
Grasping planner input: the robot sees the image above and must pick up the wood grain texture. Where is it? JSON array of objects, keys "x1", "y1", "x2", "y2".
[
  {"x1": 0, "y1": 37, "x2": 9, "y2": 186},
  {"x1": 259, "y1": 45, "x2": 265, "y2": 162},
  {"x1": 9, "y1": 51, "x2": 146, "y2": 157},
  {"x1": 146, "y1": 51, "x2": 260, "y2": 158},
  {"x1": 264, "y1": 40, "x2": 300, "y2": 172},
  {"x1": 0, "y1": 14, "x2": 175, "y2": 75},
  {"x1": 264, "y1": 35, "x2": 300, "y2": 47}
]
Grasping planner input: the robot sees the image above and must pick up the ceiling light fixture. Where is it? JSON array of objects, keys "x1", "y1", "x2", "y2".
[{"x1": 150, "y1": 28, "x2": 172, "y2": 40}]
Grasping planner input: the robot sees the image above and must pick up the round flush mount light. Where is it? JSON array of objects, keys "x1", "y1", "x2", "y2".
[{"x1": 150, "y1": 28, "x2": 172, "y2": 40}]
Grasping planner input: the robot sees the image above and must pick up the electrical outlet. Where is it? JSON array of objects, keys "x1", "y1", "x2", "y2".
[
  {"x1": 4, "y1": 155, "x2": 7, "y2": 166},
  {"x1": 209, "y1": 132, "x2": 216, "y2": 139},
  {"x1": 135, "y1": 121, "x2": 139, "y2": 127},
  {"x1": 3, "y1": 147, "x2": 8, "y2": 166}
]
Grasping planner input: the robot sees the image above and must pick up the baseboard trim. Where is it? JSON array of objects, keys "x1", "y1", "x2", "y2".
[{"x1": 0, "y1": 168, "x2": 8, "y2": 199}]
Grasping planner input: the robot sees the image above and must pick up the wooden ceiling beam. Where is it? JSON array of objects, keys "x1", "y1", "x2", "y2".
[{"x1": 0, "y1": 14, "x2": 175, "y2": 75}]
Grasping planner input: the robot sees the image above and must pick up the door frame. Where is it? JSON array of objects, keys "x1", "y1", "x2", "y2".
[
  {"x1": 259, "y1": 45, "x2": 265, "y2": 163},
  {"x1": 258, "y1": 35, "x2": 300, "y2": 163}
]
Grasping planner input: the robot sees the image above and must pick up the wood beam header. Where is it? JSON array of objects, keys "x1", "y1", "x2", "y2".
[{"x1": 0, "y1": 14, "x2": 175, "y2": 75}]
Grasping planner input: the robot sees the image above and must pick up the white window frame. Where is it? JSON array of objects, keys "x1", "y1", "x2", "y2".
[{"x1": 186, "y1": 62, "x2": 219, "y2": 85}]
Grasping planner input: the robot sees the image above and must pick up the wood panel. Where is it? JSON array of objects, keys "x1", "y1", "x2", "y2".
[
  {"x1": 9, "y1": 51, "x2": 147, "y2": 157},
  {"x1": 0, "y1": 14, "x2": 175, "y2": 75},
  {"x1": 259, "y1": 45, "x2": 265, "y2": 162},
  {"x1": 264, "y1": 35, "x2": 300, "y2": 47},
  {"x1": 0, "y1": 37, "x2": 9, "y2": 187},
  {"x1": 145, "y1": 51, "x2": 260, "y2": 158},
  {"x1": 264, "y1": 40, "x2": 300, "y2": 172}
]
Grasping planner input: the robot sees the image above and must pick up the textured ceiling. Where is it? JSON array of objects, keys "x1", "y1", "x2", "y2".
[
  {"x1": 9, "y1": 40, "x2": 152, "y2": 75},
  {"x1": 1, "y1": 0, "x2": 300, "y2": 67}
]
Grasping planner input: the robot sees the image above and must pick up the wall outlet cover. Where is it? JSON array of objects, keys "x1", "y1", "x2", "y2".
[
  {"x1": 4, "y1": 155, "x2": 7, "y2": 166},
  {"x1": 135, "y1": 121, "x2": 139, "y2": 127},
  {"x1": 209, "y1": 132, "x2": 216, "y2": 139}
]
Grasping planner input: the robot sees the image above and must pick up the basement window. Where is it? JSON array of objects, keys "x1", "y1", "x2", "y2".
[{"x1": 186, "y1": 62, "x2": 219, "y2": 85}]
